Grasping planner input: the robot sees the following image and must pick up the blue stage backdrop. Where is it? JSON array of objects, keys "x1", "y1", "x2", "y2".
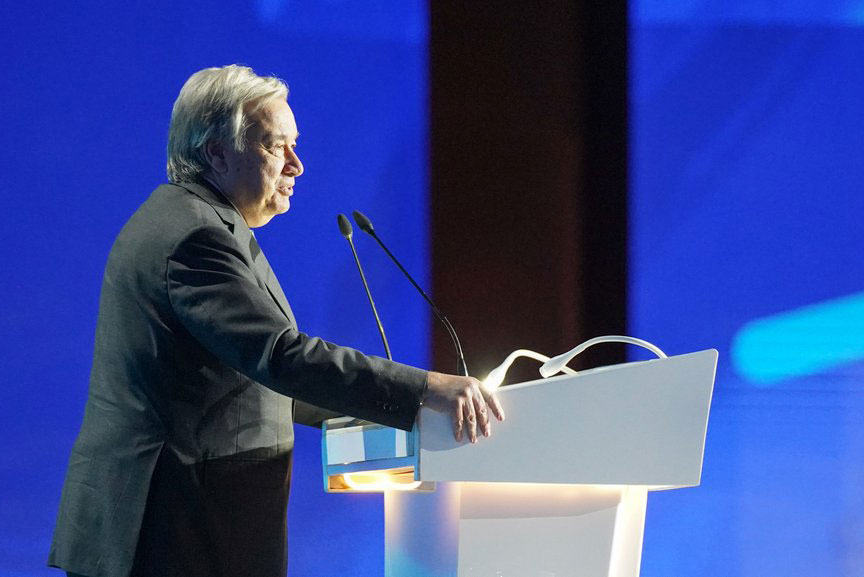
[
  {"x1": 631, "y1": 1, "x2": 864, "y2": 575},
  {"x1": 0, "y1": 1, "x2": 427, "y2": 575}
]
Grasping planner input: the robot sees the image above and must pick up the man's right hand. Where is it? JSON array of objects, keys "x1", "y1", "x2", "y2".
[{"x1": 422, "y1": 371, "x2": 506, "y2": 443}]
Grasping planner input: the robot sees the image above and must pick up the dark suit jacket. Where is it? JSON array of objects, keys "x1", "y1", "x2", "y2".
[{"x1": 48, "y1": 182, "x2": 427, "y2": 577}]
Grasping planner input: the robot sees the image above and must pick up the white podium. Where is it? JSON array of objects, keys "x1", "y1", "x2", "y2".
[{"x1": 323, "y1": 349, "x2": 718, "y2": 577}]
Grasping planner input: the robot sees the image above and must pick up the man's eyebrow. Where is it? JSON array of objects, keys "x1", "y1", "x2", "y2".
[{"x1": 266, "y1": 131, "x2": 300, "y2": 142}]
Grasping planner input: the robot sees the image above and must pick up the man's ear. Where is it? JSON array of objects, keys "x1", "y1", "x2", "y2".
[{"x1": 204, "y1": 139, "x2": 229, "y2": 175}]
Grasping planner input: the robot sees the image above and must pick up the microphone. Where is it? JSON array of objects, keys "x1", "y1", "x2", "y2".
[
  {"x1": 337, "y1": 214, "x2": 392, "y2": 361},
  {"x1": 352, "y1": 210, "x2": 469, "y2": 376}
]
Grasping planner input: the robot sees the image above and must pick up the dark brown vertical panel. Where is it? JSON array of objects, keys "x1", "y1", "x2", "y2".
[
  {"x1": 581, "y1": 2, "x2": 630, "y2": 367},
  {"x1": 430, "y1": 1, "x2": 628, "y2": 383}
]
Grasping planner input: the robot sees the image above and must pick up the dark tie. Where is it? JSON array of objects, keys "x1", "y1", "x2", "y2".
[{"x1": 249, "y1": 233, "x2": 262, "y2": 261}]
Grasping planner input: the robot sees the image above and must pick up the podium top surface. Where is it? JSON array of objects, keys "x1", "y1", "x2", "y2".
[{"x1": 417, "y1": 349, "x2": 718, "y2": 488}]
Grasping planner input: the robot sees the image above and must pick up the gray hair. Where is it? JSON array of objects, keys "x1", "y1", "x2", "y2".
[{"x1": 167, "y1": 65, "x2": 289, "y2": 183}]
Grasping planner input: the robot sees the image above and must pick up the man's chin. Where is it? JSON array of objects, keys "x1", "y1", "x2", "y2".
[
  {"x1": 275, "y1": 200, "x2": 290, "y2": 215},
  {"x1": 272, "y1": 194, "x2": 291, "y2": 213},
  {"x1": 247, "y1": 211, "x2": 275, "y2": 228}
]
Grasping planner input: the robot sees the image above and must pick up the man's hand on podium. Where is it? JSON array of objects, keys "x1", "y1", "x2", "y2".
[{"x1": 423, "y1": 372, "x2": 505, "y2": 443}]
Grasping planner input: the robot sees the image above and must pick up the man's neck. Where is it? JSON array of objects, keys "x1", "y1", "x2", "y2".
[{"x1": 199, "y1": 175, "x2": 249, "y2": 227}]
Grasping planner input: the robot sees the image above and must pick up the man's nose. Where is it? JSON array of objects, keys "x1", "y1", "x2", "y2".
[{"x1": 284, "y1": 151, "x2": 303, "y2": 177}]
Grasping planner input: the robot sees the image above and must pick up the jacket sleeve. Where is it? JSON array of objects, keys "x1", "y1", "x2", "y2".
[
  {"x1": 166, "y1": 224, "x2": 427, "y2": 431},
  {"x1": 293, "y1": 401, "x2": 344, "y2": 428}
]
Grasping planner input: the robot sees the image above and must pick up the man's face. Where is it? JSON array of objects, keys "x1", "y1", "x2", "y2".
[{"x1": 218, "y1": 98, "x2": 303, "y2": 228}]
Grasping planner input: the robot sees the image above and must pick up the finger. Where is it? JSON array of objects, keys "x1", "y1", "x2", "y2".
[
  {"x1": 472, "y1": 388, "x2": 491, "y2": 437},
  {"x1": 452, "y1": 397, "x2": 464, "y2": 442},
  {"x1": 482, "y1": 388, "x2": 506, "y2": 421},
  {"x1": 463, "y1": 394, "x2": 477, "y2": 443}
]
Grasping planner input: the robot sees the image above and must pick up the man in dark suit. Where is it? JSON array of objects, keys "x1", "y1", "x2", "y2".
[{"x1": 48, "y1": 65, "x2": 503, "y2": 577}]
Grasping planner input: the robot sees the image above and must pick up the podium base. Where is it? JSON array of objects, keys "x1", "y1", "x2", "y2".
[{"x1": 385, "y1": 483, "x2": 647, "y2": 577}]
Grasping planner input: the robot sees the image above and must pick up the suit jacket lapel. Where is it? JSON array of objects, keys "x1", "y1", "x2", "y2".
[
  {"x1": 248, "y1": 235, "x2": 297, "y2": 326},
  {"x1": 176, "y1": 181, "x2": 298, "y2": 326}
]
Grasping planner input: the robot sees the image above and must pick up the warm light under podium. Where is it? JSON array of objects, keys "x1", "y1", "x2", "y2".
[{"x1": 323, "y1": 349, "x2": 718, "y2": 577}]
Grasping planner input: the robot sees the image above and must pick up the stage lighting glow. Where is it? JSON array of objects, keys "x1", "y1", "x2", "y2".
[
  {"x1": 482, "y1": 349, "x2": 577, "y2": 391},
  {"x1": 342, "y1": 471, "x2": 422, "y2": 492},
  {"x1": 731, "y1": 291, "x2": 864, "y2": 385}
]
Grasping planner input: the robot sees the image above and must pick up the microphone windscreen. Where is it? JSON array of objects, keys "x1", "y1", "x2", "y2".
[
  {"x1": 352, "y1": 210, "x2": 374, "y2": 234},
  {"x1": 337, "y1": 213, "x2": 353, "y2": 238}
]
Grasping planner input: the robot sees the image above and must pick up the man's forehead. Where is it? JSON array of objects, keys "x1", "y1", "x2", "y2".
[{"x1": 249, "y1": 99, "x2": 299, "y2": 139}]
